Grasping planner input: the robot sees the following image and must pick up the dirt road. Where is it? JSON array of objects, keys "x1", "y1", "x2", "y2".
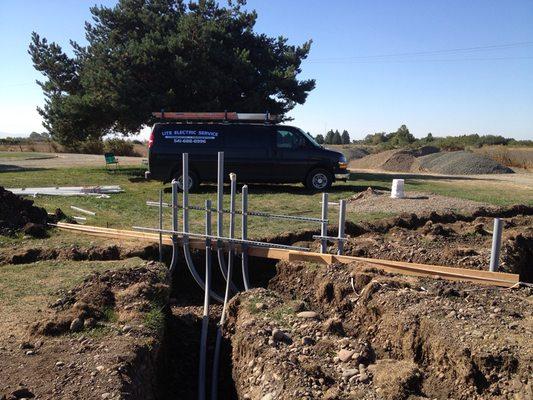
[{"x1": 0, "y1": 152, "x2": 145, "y2": 171}]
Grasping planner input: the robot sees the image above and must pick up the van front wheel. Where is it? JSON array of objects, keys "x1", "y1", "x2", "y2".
[
  {"x1": 305, "y1": 169, "x2": 333, "y2": 191},
  {"x1": 173, "y1": 170, "x2": 200, "y2": 192}
]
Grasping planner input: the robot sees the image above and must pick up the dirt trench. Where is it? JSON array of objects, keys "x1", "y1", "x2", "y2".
[{"x1": 224, "y1": 260, "x2": 532, "y2": 400}]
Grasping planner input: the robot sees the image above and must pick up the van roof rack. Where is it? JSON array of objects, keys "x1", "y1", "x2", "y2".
[{"x1": 152, "y1": 111, "x2": 281, "y2": 124}]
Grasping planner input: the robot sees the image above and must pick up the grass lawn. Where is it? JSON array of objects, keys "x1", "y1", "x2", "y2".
[{"x1": 1, "y1": 166, "x2": 531, "y2": 242}]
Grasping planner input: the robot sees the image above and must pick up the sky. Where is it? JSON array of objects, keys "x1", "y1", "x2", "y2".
[{"x1": 0, "y1": 0, "x2": 532, "y2": 140}]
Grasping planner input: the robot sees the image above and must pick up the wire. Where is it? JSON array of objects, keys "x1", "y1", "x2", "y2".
[{"x1": 308, "y1": 40, "x2": 533, "y2": 63}]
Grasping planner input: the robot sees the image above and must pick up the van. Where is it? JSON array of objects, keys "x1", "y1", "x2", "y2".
[{"x1": 145, "y1": 113, "x2": 349, "y2": 191}]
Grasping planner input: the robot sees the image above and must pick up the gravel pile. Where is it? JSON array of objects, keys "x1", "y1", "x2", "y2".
[{"x1": 417, "y1": 151, "x2": 514, "y2": 175}]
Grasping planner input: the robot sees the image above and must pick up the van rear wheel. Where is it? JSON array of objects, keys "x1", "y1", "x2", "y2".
[
  {"x1": 173, "y1": 170, "x2": 200, "y2": 192},
  {"x1": 305, "y1": 169, "x2": 333, "y2": 191}
]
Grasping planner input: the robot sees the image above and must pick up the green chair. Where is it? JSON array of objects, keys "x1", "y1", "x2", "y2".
[{"x1": 104, "y1": 152, "x2": 119, "y2": 170}]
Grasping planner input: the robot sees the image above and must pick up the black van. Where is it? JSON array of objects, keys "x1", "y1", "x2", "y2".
[{"x1": 146, "y1": 121, "x2": 348, "y2": 191}]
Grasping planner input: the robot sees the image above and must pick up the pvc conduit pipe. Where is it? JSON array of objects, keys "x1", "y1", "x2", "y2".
[
  {"x1": 216, "y1": 152, "x2": 239, "y2": 293},
  {"x1": 212, "y1": 172, "x2": 238, "y2": 400},
  {"x1": 181, "y1": 154, "x2": 223, "y2": 302},
  {"x1": 168, "y1": 180, "x2": 179, "y2": 274},
  {"x1": 337, "y1": 199, "x2": 346, "y2": 255},
  {"x1": 241, "y1": 185, "x2": 251, "y2": 290},
  {"x1": 198, "y1": 199, "x2": 212, "y2": 400}
]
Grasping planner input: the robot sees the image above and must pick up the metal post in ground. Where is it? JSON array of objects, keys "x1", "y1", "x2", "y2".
[
  {"x1": 158, "y1": 189, "x2": 163, "y2": 262},
  {"x1": 198, "y1": 199, "x2": 212, "y2": 400},
  {"x1": 489, "y1": 218, "x2": 503, "y2": 272},
  {"x1": 241, "y1": 185, "x2": 250, "y2": 290},
  {"x1": 320, "y1": 192, "x2": 329, "y2": 253},
  {"x1": 337, "y1": 199, "x2": 346, "y2": 255}
]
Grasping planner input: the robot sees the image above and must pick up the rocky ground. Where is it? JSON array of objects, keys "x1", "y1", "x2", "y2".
[
  {"x1": 0, "y1": 203, "x2": 531, "y2": 399},
  {"x1": 0, "y1": 261, "x2": 169, "y2": 400},
  {"x1": 226, "y1": 261, "x2": 532, "y2": 400}
]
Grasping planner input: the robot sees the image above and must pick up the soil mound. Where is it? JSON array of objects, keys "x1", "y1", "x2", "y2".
[
  {"x1": 30, "y1": 261, "x2": 169, "y2": 336},
  {"x1": 227, "y1": 262, "x2": 533, "y2": 399},
  {"x1": 417, "y1": 151, "x2": 514, "y2": 174},
  {"x1": 0, "y1": 186, "x2": 48, "y2": 236}
]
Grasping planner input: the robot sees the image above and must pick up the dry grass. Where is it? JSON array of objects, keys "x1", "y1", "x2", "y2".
[{"x1": 474, "y1": 146, "x2": 533, "y2": 171}]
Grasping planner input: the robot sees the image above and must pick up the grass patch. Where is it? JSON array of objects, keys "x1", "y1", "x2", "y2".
[{"x1": 143, "y1": 305, "x2": 165, "y2": 335}]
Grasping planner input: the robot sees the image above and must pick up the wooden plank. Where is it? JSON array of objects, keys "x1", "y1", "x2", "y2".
[{"x1": 52, "y1": 223, "x2": 519, "y2": 287}]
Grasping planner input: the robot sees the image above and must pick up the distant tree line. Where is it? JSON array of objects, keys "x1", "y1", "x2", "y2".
[
  {"x1": 315, "y1": 129, "x2": 351, "y2": 145},
  {"x1": 355, "y1": 125, "x2": 533, "y2": 150}
]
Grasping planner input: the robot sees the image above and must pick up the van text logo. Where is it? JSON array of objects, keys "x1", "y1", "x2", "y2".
[{"x1": 162, "y1": 130, "x2": 219, "y2": 144}]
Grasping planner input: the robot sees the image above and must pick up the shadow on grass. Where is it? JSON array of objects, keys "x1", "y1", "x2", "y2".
[
  {"x1": 163, "y1": 182, "x2": 390, "y2": 195},
  {"x1": 0, "y1": 165, "x2": 49, "y2": 173},
  {"x1": 350, "y1": 171, "x2": 490, "y2": 182}
]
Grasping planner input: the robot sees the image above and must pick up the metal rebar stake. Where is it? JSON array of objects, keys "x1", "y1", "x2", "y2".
[
  {"x1": 158, "y1": 189, "x2": 163, "y2": 262},
  {"x1": 489, "y1": 218, "x2": 503, "y2": 272},
  {"x1": 337, "y1": 199, "x2": 346, "y2": 255},
  {"x1": 241, "y1": 185, "x2": 250, "y2": 290},
  {"x1": 198, "y1": 199, "x2": 211, "y2": 400},
  {"x1": 320, "y1": 192, "x2": 329, "y2": 253}
]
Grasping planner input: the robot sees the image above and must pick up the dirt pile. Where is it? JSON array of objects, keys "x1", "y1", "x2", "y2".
[
  {"x1": 226, "y1": 261, "x2": 533, "y2": 399},
  {"x1": 30, "y1": 262, "x2": 169, "y2": 336},
  {"x1": 0, "y1": 186, "x2": 49, "y2": 236},
  {"x1": 417, "y1": 151, "x2": 514, "y2": 174},
  {"x1": 0, "y1": 261, "x2": 169, "y2": 400},
  {"x1": 350, "y1": 148, "x2": 513, "y2": 174}
]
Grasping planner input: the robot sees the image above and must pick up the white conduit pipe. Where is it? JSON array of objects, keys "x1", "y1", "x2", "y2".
[
  {"x1": 216, "y1": 152, "x2": 240, "y2": 293},
  {"x1": 198, "y1": 199, "x2": 212, "y2": 400},
  {"x1": 211, "y1": 172, "x2": 238, "y2": 400},
  {"x1": 241, "y1": 185, "x2": 251, "y2": 290},
  {"x1": 181, "y1": 153, "x2": 223, "y2": 302},
  {"x1": 168, "y1": 180, "x2": 180, "y2": 274}
]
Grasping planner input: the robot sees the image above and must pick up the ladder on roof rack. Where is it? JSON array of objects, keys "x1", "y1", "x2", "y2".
[{"x1": 152, "y1": 111, "x2": 281, "y2": 123}]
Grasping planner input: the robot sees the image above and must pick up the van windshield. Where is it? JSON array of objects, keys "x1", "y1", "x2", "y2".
[{"x1": 298, "y1": 128, "x2": 323, "y2": 148}]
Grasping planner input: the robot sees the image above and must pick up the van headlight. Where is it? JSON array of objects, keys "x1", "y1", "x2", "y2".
[{"x1": 338, "y1": 155, "x2": 347, "y2": 169}]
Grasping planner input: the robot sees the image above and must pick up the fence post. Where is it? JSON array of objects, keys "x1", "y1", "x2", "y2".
[{"x1": 158, "y1": 189, "x2": 163, "y2": 262}]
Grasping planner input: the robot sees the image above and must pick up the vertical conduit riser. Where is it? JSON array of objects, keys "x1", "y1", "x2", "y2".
[
  {"x1": 158, "y1": 189, "x2": 163, "y2": 263},
  {"x1": 216, "y1": 152, "x2": 239, "y2": 293},
  {"x1": 211, "y1": 172, "x2": 238, "y2": 400},
  {"x1": 169, "y1": 180, "x2": 179, "y2": 274},
  {"x1": 241, "y1": 185, "x2": 250, "y2": 291},
  {"x1": 337, "y1": 199, "x2": 346, "y2": 255},
  {"x1": 489, "y1": 218, "x2": 503, "y2": 272},
  {"x1": 198, "y1": 199, "x2": 212, "y2": 400},
  {"x1": 181, "y1": 153, "x2": 223, "y2": 303}
]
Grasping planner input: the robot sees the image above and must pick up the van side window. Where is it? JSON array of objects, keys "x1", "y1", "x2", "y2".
[{"x1": 276, "y1": 129, "x2": 304, "y2": 149}]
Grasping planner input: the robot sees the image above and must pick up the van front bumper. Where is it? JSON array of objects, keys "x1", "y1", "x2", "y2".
[{"x1": 335, "y1": 172, "x2": 350, "y2": 181}]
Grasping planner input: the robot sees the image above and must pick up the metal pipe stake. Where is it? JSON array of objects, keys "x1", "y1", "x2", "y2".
[
  {"x1": 489, "y1": 218, "x2": 503, "y2": 272},
  {"x1": 158, "y1": 189, "x2": 163, "y2": 263}
]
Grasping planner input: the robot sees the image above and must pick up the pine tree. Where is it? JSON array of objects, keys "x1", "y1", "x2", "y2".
[
  {"x1": 29, "y1": 0, "x2": 315, "y2": 144},
  {"x1": 315, "y1": 134, "x2": 325, "y2": 144},
  {"x1": 333, "y1": 130, "x2": 342, "y2": 144},
  {"x1": 341, "y1": 130, "x2": 350, "y2": 144}
]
